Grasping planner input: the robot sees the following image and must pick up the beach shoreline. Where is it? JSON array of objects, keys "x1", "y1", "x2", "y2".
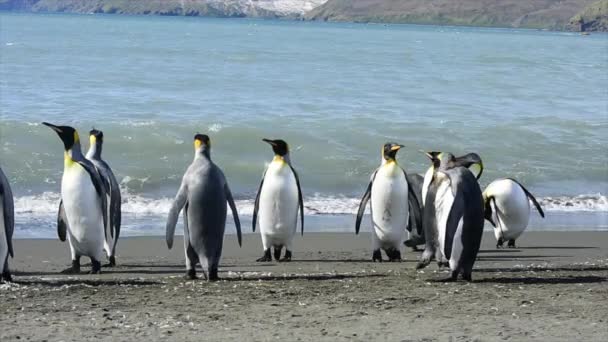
[{"x1": 1, "y1": 231, "x2": 607, "y2": 341}]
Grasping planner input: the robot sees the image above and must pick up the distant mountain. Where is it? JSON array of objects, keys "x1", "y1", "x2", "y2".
[
  {"x1": 305, "y1": 0, "x2": 607, "y2": 31},
  {"x1": 0, "y1": 0, "x2": 328, "y2": 18},
  {"x1": 1, "y1": 0, "x2": 606, "y2": 31},
  {"x1": 568, "y1": 0, "x2": 608, "y2": 31}
]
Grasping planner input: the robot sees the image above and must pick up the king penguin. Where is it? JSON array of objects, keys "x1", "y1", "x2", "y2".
[
  {"x1": 0, "y1": 166, "x2": 15, "y2": 282},
  {"x1": 407, "y1": 152, "x2": 483, "y2": 251},
  {"x1": 43, "y1": 122, "x2": 110, "y2": 274},
  {"x1": 86, "y1": 129, "x2": 121, "y2": 266},
  {"x1": 483, "y1": 178, "x2": 545, "y2": 248},
  {"x1": 355, "y1": 143, "x2": 420, "y2": 262},
  {"x1": 416, "y1": 152, "x2": 485, "y2": 281},
  {"x1": 166, "y1": 134, "x2": 242, "y2": 281},
  {"x1": 252, "y1": 139, "x2": 304, "y2": 262}
]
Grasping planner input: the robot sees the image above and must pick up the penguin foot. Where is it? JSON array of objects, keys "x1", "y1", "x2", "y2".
[
  {"x1": 387, "y1": 249, "x2": 401, "y2": 262},
  {"x1": 273, "y1": 247, "x2": 282, "y2": 261},
  {"x1": 61, "y1": 260, "x2": 81, "y2": 274},
  {"x1": 103, "y1": 256, "x2": 116, "y2": 268},
  {"x1": 256, "y1": 249, "x2": 272, "y2": 262},
  {"x1": 90, "y1": 259, "x2": 102, "y2": 274},
  {"x1": 279, "y1": 250, "x2": 292, "y2": 262},
  {"x1": 416, "y1": 250, "x2": 434, "y2": 269},
  {"x1": 496, "y1": 238, "x2": 504, "y2": 249},
  {"x1": 437, "y1": 261, "x2": 450, "y2": 268},
  {"x1": 372, "y1": 250, "x2": 382, "y2": 262},
  {"x1": 1, "y1": 270, "x2": 12, "y2": 283},
  {"x1": 462, "y1": 272, "x2": 472, "y2": 282},
  {"x1": 208, "y1": 269, "x2": 219, "y2": 282},
  {"x1": 507, "y1": 240, "x2": 516, "y2": 248},
  {"x1": 184, "y1": 269, "x2": 197, "y2": 280}
]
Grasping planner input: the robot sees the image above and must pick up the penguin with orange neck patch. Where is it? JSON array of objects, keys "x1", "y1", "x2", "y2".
[
  {"x1": 86, "y1": 129, "x2": 121, "y2": 267},
  {"x1": 43, "y1": 122, "x2": 109, "y2": 274},
  {"x1": 355, "y1": 143, "x2": 420, "y2": 262},
  {"x1": 253, "y1": 139, "x2": 304, "y2": 262}
]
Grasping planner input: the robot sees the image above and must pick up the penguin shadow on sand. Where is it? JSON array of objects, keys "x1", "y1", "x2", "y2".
[{"x1": 12, "y1": 277, "x2": 161, "y2": 287}]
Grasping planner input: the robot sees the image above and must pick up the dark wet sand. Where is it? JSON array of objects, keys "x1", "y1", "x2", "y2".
[{"x1": 2, "y1": 231, "x2": 607, "y2": 341}]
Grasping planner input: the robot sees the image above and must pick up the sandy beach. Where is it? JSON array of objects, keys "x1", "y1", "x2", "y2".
[{"x1": 0, "y1": 231, "x2": 606, "y2": 341}]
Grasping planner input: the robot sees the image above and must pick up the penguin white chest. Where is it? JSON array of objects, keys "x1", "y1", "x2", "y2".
[
  {"x1": 61, "y1": 164, "x2": 104, "y2": 248},
  {"x1": 434, "y1": 175, "x2": 455, "y2": 257},
  {"x1": 370, "y1": 162, "x2": 409, "y2": 245},
  {"x1": 487, "y1": 180, "x2": 531, "y2": 240},
  {"x1": 258, "y1": 160, "x2": 299, "y2": 241}
]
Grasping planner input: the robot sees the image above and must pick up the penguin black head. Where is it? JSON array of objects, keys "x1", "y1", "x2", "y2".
[
  {"x1": 263, "y1": 139, "x2": 289, "y2": 156},
  {"x1": 89, "y1": 128, "x2": 104, "y2": 144},
  {"x1": 423, "y1": 151, "x2": 455, "y2": 170},
  {"x1": 194, "y1": 133, "x2": 211, "y2": 151},
  {"x1": 382, "y1": 142, "x2": 403, "y2": 161},
  {"x1": 43, "y1": 122, "x2": 79, "y2": 151},
  {"x1": 453, "y1": 152, "x2": 483, "y2": 180}
]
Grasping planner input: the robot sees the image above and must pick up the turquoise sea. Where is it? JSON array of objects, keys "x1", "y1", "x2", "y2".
[{"x1": 1, "y1": 12, "x2": 607, "y2": 238}]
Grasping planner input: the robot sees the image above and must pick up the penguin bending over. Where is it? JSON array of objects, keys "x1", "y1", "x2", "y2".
[
  {"x1": 0, "y1": 166, "x2": 14, "y2": 282},
  {"x1": 483, "y1": 178, "x2": 544, "y2": 248},
  {"x1": 355, "y1": 143, "x2": 421, "y2": 262},
  {"x1": 166, "y1": 134, "x2": 242, "y2": 281},
  {"x1": 43, "y1": 123, "x2": 110, "y2": 274},
  {"x1": 86, "y1": 129, "x2": 121, "y2": 266},
  {"x1": 416, "y1": 152, "x2": 485, "y2": 281},
  {"x1": 253, "y1": 139, "x2": 304, "y2": 262}
]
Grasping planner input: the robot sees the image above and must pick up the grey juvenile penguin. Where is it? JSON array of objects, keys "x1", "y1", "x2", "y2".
[
  {"x1": 166, "y1": 134, "x2": 242, "y2": 281},
  {"x1": 86, "y1": 129, "x2": 122, "y2": 266}
]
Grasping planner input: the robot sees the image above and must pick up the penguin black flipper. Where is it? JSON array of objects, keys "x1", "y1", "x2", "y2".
[
  {"x1": 0, "y1": 176, "x2": 14, "y2": 258},
  {"x1": 57, "y1": 200, "x2": 68, "y2": 242},
  {"x1": 289, "y1": 165, "x2": 305, "y2": 236},
  {"x1": 484, "y1": 197, "x2": 497, "y2": 227},
  {"x1": 355, "y1": 170, "x2": 378, "y2": 235},
  {"x1": 225, "y1": 183, "x2": 242, "y2": 247},
  {"x1": 405, "y1": 172, "x2": 423, "y2": 235},
  {"x1": 166, "y1": 184, "x2": 188, "y2": 249},
  {"x1": 76, "y1": 160, "x2": 109, "y2": 240},
  {"x1": 252, "y1": 171, "x2": 265, "y2": 233},
  {"x1": 97, "y1": 161, "x2": 122, "y2": 241},
  {"x1": 444, "y1": 167, "x2": 485, "y2": 275},
  {"x1": 507, "y1": 178, "x2": 545, "y2": 218}
]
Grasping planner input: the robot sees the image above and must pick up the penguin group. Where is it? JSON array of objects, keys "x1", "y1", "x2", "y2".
[{"x1": 0, "y1": 124, "x2": 546, "y2": 283}]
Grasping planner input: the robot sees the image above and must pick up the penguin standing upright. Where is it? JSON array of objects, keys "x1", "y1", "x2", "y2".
[
  {"x1": 355, "y1": 143, "x2": 420, "y2": 261},
  {"x1": 409, "y1": 152, "x2": 483, "y2": 251},
  {"x1": 483, "y1": 178, "x2": 545, "y2": 248},
  {"x1": 166, "y1": 134, "x2": 242, "y2": 281},
  {"x1": 43, "y1": 122, "x2": 110, "y2": 274},
  {"x1": 86, "y1": 129, "x2": 121, "y2": 266},
  {"x1": 0, "y1": 166, "x2": 15, "y2": 282},
  {"x1": 417, "y1": 152, "x2": 485, "y2": 281},
  {"x1": 253, "y1": 139, "x2": 304, "y2": 262}
]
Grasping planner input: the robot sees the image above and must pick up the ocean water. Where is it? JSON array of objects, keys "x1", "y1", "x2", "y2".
[{"x1": 1, "y1": 12, "x2": 607, "y2": 238}]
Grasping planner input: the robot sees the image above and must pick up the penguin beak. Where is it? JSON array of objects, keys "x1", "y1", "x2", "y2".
[
  {"x1": 42, "y1": 122, "x2": 62, "y2": 134},
  {"x1": 390, "y1": 144, "x2": 404, "y2": 151},
  {"x1": 422, "y1": 151, "x2": 434, "y2": 160},
  {"x1": 262, "y1": 138, "x2": 276, "y2": 146}
]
